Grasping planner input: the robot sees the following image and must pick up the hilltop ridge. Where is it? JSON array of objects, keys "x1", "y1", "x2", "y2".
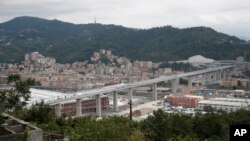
[{"x1": 0, "y1": 16, "x2": 249, "y2": 63}]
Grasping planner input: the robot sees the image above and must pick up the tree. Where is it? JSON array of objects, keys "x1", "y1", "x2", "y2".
[
  {"x1": 0, "y1": 74, "x2": 34, "y2": 112},
  {"x1": 22, "y1": 127, "x2": 30, "y2": 141},
  {"x1": 169, "y1": 135, "x2": 200, "y2": 141},
  {"x1": 192, "y1": 113, "x2": 224, "y2": 140},
  {"x1": 22, "y1": 101, "x2": 53, "y2": 124},
  {"x1": 140, "y1": 109, "x2": 193, "y2": 141},
  {"x1": 203, "y1": 106, "x2": 216, "y2": 113},
  {"x1": 64, "y1": 116, "x2": 137, "y2": 141}
]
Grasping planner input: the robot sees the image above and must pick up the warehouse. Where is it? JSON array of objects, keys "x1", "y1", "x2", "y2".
[{"x1": 198, "y1": 97, "x2": 249, "y2": 112}]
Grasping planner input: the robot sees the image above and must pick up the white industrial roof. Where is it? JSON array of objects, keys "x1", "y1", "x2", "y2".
[
  {"x1": 188, "y1": 55, "x2": 214, "y2": 63},
  {"x1": 199, "y1": 100, "x2": 248, "y2": 107},
  {"x1": 27, "y1": 88, "x2": 73, "y2": 107},
  {"x1": 210, "y1": 97, "x2": 250, "y2": 103}
]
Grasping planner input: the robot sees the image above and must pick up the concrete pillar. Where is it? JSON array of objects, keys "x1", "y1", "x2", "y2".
[
  {"x1": 188, "y1": 77, "x2": 193, "y2": 88},
  {"x1": 210, "y1": 72, "x2": 214, "y2": 82},
  {"x1": 201, "y1": 74, "x2": 206, "y2": 86},
  {"x1": 153, "y1": 83, "x2": 157, "y2": 100},
  {"x1": 215, "y1": 72, "x2": 218, "y2": 81},
  {"x1": 210, "y1": 72, "x2": 215, "y2": 82},
  {"x1": 227, "y1": 70, "x2": 231, "y2": 79},
  {"x1": 113, "y1": 91, "x2": 118, "y2": 112},
  {"x1": 225, "y1": 70, "x2": 229, "y2": 79},
  {"x1": 96, "y1": 94, "x2": 101, "y2": 117},
  {"x1": 128, "y1": 88, "x2": 133, "y2": 101},
  {"x1": 215, "y1": 71, "x2": 218, "y2": 80},
  {"x1": 219, "y1": 70, "x2": 222, "y2": 80},
  {"x1": 172, "y1": 78, "x2": 178, "y2": 94},
  {"x1": 76, "y1": 98, "x2": 82, "y2": 117},
  {"x1": 208, "y1": 73, "x2": 212, "y2": 83},
  {"x1": 221, "y1": 71, "x2": 225, "y2": 80},
  {"x1": 216, "y1": 72, "x2": 219, "y2": 80},
  {"x1": 55, "y1": 103, "x2": 62, "y2": 117}
]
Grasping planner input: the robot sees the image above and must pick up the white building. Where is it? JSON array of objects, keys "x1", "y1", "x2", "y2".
[
  {"x1": 198, "y1": 97, "x2": 250, "y2": 112},
  {"x1": 27, "y1": 88, "x2": 72, "y2": 107}
]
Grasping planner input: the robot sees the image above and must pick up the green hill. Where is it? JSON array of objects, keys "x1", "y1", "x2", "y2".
[{"x1": 0, "y1": 16, "x2": 249, "y2": 63}]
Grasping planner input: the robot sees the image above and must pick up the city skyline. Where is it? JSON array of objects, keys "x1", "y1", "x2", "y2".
[{"x1": 0, "y1": 0, "x2": 250, "y2": 39}]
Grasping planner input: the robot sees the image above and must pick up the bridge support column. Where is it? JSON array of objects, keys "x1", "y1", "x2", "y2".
[
  {"x1": 226, "y1": 70, "x2": 231, "y2": 79},
  {"x1": 226, "y1": 70, "x2": 229, "y2": 79},
  {"x1": 55, "y1": 103, "x2": 62, "y2": 118},
  {"x1": 210, "y1": 72, "x2": 214, "y2": 82},
  {"x1": 214, "y1": 72, "x2": 218, "y2": 81},
  {"x1": 201, "y1": 74, "x2": 206, "y2": 86},
  {"x1": 188, "y1": 77, "x2": 193, "y2": 88},
  {"x1": 96, "y1": 94, "x2": 101, "y2": 117},
  {"x1": 215, "y1": 72, "x2": 218, "y2": 81},
  {"x1": 221, "y1": 71, "x2": 225, "y2": 80},
  {"x1": 153, "y1": 83, "x2": 157, "y2": 100},
  {"x1": 113, "y1": 91, "x2": 118, "y2": 112},
  {"x1": 172, "y1": 78, "x2": 178, "y2": 94},
  {"x1": 76, "y1": 98, "x2": 82, "y2": 117},
  {"x1": 208, "y1": 73, "x2": 212, "y2": 83},
  {"x1": 217, "y1": 71, "x2": 221, "y2": 81},
  {"x1": 219, "y1": 70, "x2": 222, "y2": 80}
]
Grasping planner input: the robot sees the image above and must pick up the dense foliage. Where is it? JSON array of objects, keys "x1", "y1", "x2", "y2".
[
  {"x1": 0, "y1": 74, "x2": 34, "y2": 112},
  {"x1": 139, "y1": 109, "x2": 250, "y2": 141},
  {"x1": 14, "y1": 106, "x2": 250, "y2": 141},
  {"x1": 0, "y1": 16, "x2": 249, "y2": 63}
]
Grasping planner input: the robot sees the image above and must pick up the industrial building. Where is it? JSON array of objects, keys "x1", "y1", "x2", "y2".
[
  {"x1": 198, "y1": 97, "x2": 250, "y2": 112},
  {"x1": 164, "y1": 95, "x2": 203, "y2": 108}
]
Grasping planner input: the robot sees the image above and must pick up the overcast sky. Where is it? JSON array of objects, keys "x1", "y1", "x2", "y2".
[{"x1": 0, "y1": 0, "x2": 250, "y2": 39}]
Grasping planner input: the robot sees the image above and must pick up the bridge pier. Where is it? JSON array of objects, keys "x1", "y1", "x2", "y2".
[
  {"x1": 201, "y1": 74, "x2": 206, "y2": 86},
  {"x1": 215, "y1": 71, "x2": 218, "y2": 81},
  {"x1": 188, "y1": 77, "x2": 193, "y2": 88},
  {"x1": 55, "y1": 103, "x2": 62, "y2": 118},
  {"x1": 216, "y1": 71, "x2": 221, "y2": 81},
  {"x1": 96, "y1": 94, "x2": 101, "y2": 117},
  {"x1": 222, "y1": 70, "x2": 226, "y2": 80},
  {"x1": 153, "y1": 83, "x2": 157, "y2": 100},
  {"x1": 211, "y1": 72, "x2": 215, "y2": 82},
  {"x1": 76, "y1": 98, "x2": 82, "y2": 117},
  {"x1": 211, "y1": 72, "x2": 215, "y2": 81},
  {"x1": 219, "y1": 70, "x2": 222, "y2": 80},
  {"x1": 226, "y1": 69, "x2": 231, "y2": 79},
  {"x1": 208, "y1": 73, "x2": 212, "y2": 83},
  {"x1": 172, "y1": 78, "x2": 179, "y2": 94},
  {"x1": 215, "y1": 72, "x2": 219, "y2": 81},
  {"x1": 113, "y1": 91, "x2": 118, "y2": 112}
]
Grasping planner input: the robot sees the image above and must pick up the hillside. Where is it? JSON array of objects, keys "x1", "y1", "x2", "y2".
[{"x1": 0, "y1": 16, "x2": 249, "y2": 63}]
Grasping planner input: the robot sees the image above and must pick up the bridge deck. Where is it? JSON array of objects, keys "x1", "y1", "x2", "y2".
[{"x1": 48, "y1": 66, "x2": 233, "y2": 105}]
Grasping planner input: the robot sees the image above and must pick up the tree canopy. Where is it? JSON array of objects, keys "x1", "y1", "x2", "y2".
[{"x1": 0, "y1": 74, "x2": 34, "y2": 112}]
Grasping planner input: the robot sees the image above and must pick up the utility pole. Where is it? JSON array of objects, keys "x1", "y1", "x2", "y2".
[{"x1": 129, "y1": 100, "x2": 132, "y2": 120}]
